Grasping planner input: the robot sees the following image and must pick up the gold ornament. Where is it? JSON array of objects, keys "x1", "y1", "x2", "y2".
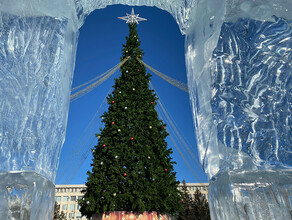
[
  {"x1": 132, "y1": 88, "x2": 135, "y2": 91},
  {"x1": 97, "y1": 136, "x2": 101, "y2": 139},
  {"x1": 118, "y1": 129, "x2": 121, "y2": 132},
  {"x1": 148, "y1": 156, "x2": 151, "y2": 159},
  {"x1": 149, "y1": 126, "x2": 152, "y2": 129},
  {"x1": 113, "y1": 193, "x2": 117, "y2": 197}
]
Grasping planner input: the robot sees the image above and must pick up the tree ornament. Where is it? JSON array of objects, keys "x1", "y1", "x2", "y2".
[
  {"x1": 123, "y1": 173, "x2": 127, "y2": 177},
  {"x1": 163, "y1": 125, "x2": 165, "y2": 128},
  {"x1": 126, "y1": 70, "x2": 129, "y2": 73},
  {"x1": 102, "y1": 144, "x2": 106, "y2": 148},
  {"x1": 139, "y1": 54, "x2": 142, "y2": 57},
  {"x1": 112, "y1": 122, "x2": 115, "y2": 125},
  {"x1": 124, "y1": 107, "x2": 127, "y2": 110},
  {"x1": 97, "y1": 136, "x2": 101, "y2": 139},
  {"x1": 92, "y1": 149, "x2": 95, "y2": 153},
  {"x1": 112, "y1": 101, "x2": 115, "y2": 104},
  {"x1": 118, "y1": 129, "x2": 121, "y2": 132},
  {"x1": 113, "y1": 193, "x2": 117, "y2": 197},
  {"x1": 138, "y1": 69, "x2": 140, "y2": 72},
  {"x1": 132, "y1": 88, "x2": 135, "y2": 91},
  {"x1": 149, "y1": 126, "x2": 152, "y2": 129},
  {"x1": 130, "y1": 137, "x2": 134, "y2": 141},
  {"x1": 148, "y1": 156, "x2": 151, "y2": 159},
  {"x1": 151, "y1": 102, "x2": 154, "y2": 104},
  {"x1": 126, "y1": 50, "x2": 128, "y2": 53},
  {"x1": 86, "y1": 201, "x2": 90, "y2": 204},
  {"x1": 119, "y1": 91, "x2": 122, "y2": 93},
  {"x1": 100, "y1": 162, "x2": 103, "y2": 165},
  {"x1": 164, "y1": 169, "x2": 168, "y2": 172},
  {"x1": 115, "y1": 155, "x2": 118, "y2": 159}
]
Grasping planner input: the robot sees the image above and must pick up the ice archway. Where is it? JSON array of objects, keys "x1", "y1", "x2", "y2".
[{"x1": 0, "y1": 0, "x2": 292, "y2": 219}]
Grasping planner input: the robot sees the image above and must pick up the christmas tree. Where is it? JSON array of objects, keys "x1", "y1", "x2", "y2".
[{"x1": 79, "y1": 15, "x2": 182, "y2": 218}]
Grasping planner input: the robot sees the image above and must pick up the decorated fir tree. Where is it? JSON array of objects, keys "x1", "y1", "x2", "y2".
[{"x1": 79, "y1": 11, "x2": 182, "y2": 218}]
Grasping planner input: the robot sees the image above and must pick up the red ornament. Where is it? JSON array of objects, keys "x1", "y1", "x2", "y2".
[
  {"x1": 102, "y1": 144, "x2": 106, "y2": 148},
  {"x1": 112, "y1": 122, "x2": 115, "y2": 125},
  {"x1": 163, "y1": 126, "x2": 165, "y2": 128},
  {"x1": 123, "y1": 173, "x2": 127, "y2": 177},
  {"x1": 112, "y1": 101, "x2": 115, "y2": 104},
  {"x1": 151, "y1": 102, "x2": 154, "y2": 104},
  {"x1": 138, "y1": 69, "x2": 140, "y2": 72},
  {"x1": 130, "y1": 137, "x2": 134, "y2": 141},
  {"x1": 164, "y1": 169, "x2": 168, "y2": 172}
]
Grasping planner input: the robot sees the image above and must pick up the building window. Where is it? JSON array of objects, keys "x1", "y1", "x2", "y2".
[
  {"x1": 69, "y1": 213, "x2": 75, "y2": 218},
  {"x1": 78, "y1": 196, "x2": 83, "y2": 200},
  {"x1": 55, "y1": 196, "x2": 61, "y2": 202},
  {"x1": 70, "y1": 204, "x2": 75, "y2": 211},
  {"x1": 63, "y1": 196, "x2": 69, "y2": 202},
  {"x1": 71, "y1": 196, "x2": 76, "y2": 201},
  {"x1": 76, "y1": 213, "x2": 82, "y2": 218},
  {"x1": 75, "y1": 188, "x2": 77, "y2": 192},
  {"x1": 62, "y1": 204, "x2": 68, "y2": 211},
  {"x1": 77, "y1": 204, "x2": 81, "y2": 210}
]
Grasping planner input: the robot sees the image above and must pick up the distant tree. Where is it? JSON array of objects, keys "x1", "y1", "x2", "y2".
[
  {"x1": 178, "y1": 181, "x2": 211, "y2": 220},
  {"x1": 192, "y1": 188, "x2": 211, "y2": 220},
  {"x1": 178, "y1": 180, "x2": 195, "y2": 220},
  {"x1": 53, "y1": 202, "x2": 66, "y2": 220}
]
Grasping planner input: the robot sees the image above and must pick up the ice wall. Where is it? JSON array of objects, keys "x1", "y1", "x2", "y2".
[
  {"x1": 0, "y1": 0, "x2": 292, "y2": 219},
  {"x1": 185, "y1": 0, "x2": 292, "y2": 178},
  {"x1": 0, "y1": 0, "x2": 78, "y2": 182}
]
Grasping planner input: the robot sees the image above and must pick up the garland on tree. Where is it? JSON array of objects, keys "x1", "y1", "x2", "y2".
[{"x1": 79, "y1": 23, "x2": 182, "y2": 218}]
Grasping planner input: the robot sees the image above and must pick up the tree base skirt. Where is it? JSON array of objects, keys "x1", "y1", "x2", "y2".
[{"x1": 92, "y1": 211, "x2": 175, "y2": 220}]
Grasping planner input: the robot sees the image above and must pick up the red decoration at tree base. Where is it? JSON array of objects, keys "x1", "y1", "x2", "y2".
[{"x1": 92, "y1": 211, "x2": 173, "y2": 220}]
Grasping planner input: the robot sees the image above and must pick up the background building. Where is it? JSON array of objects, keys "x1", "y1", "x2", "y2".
[
  {"x1": 55, "y1": 183, "x2": 209, "y2": 219},
  {"x1": 55, "y1": 185, "x2": 87, "y2": 219}
]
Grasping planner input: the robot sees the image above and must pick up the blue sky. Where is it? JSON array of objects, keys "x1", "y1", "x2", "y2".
[{"x1": 55, "y1": 5, "x2": 208, "y2": 185}]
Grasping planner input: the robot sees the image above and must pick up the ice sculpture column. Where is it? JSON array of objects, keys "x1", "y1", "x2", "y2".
[
  {"x1": 185, "y1": 0, "x2": 292, "y2": 219},
  {"x1": 0, "y1": 0, "x2": 78, "y2": 219}
]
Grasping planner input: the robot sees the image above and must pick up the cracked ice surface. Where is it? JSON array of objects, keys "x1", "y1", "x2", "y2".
[
  {"x1": 185, "y1": 0, "x2": 292, "y2": 179},
  {"x1": 0, "y1": 0, "x2": 78, "y2": 182}
]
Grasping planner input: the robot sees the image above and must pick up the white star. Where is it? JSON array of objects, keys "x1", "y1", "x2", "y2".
[{"x1": 118, "y1": 8, "x2": 147, "y2": 24}]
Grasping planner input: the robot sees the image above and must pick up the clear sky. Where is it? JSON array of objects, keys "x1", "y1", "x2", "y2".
[{"x1": 55, "y1": 5, "x2": 208, "y2": 185}]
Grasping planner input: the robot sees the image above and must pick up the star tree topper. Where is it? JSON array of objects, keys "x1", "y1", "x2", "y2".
[{"x1": 118, "y1": 8, "x2": 147, "y2": 24}]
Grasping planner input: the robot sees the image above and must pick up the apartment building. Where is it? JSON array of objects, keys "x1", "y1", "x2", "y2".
[
  {"x1": 55, "y1": 185, "x2": 87, "y2": 220},
  {"x1": 55, "y1": 183, "x2": 209, "y2": 220},
  {"x1": 178, "y1": 182, "x2": 209, "y2": 200}
]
